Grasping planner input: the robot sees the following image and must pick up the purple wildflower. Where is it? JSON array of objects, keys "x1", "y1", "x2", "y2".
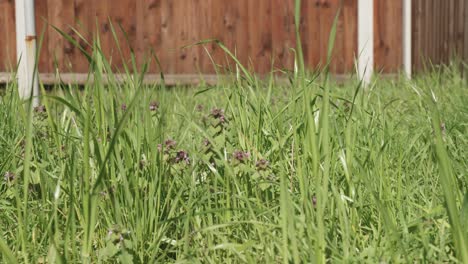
[
  {"x1": 139, "y1": 159, "x2": 147, "y2": 169},
  {"x1": 121, "y1": 103, "x2": 127, "y2": 111},
  {"x1": 149, "y1": 101, "x2": 160, "y2": 111},
  {"x1": 211, "y1": 108, "x2": 224, "y2": 118},
  {"x1": 164, "y1": 139, "x2": 177, "y2": 150},
  {"x1": 174, "y1": 150, "x2": 190, "y2": 164},
  {"x1": 312, "y1": 196, "x2": 317, "y2": 208},
  {"x1": 256, "y1": 159, "x2": 269, "y2": 171},
  {"x1": 4, "y1": 171, "x2": 15, "y2": 182},
  {"x1": 232, "y1": 150, "x2": 250, "y2": 163},
  {"x1": 196, "y1": 104, "x2": 204, "y2": 112},
  {"x1": 210, "y1": 108, "x2": 227, "y2": 125},
  {"x1": 34, "y1": 105, "x2": 46, "y2": 113}
]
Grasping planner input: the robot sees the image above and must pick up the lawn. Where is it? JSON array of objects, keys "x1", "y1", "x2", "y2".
[{"x1": 0, "y1": 59, "x2": 467, "y2": 263}]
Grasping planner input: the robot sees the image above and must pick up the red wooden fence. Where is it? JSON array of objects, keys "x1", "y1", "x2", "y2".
[{"x1": 3, "y1": 0, "x2": 454, "y2": 76}]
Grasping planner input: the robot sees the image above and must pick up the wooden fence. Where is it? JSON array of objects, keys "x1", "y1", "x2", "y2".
[
  {"x1": 412, "y1": 0, "x2": 467, "y2": 72},
  {"x1": 0, "y1": 0, "x2": 466, "y2": 76}
]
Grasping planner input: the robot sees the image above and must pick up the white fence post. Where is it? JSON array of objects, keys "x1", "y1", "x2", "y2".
[
  {"x1": 15, "y1": 0, "x2": 39, "y2": 107},
  {"x1": 402, "y1": 0, "x2": 412, "y2": 78},
  {"x1": 358, "y1": 0, "x2": 374, "y2": 85}
]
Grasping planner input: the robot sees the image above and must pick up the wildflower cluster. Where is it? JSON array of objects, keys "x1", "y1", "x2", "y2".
[
  {"x1": 4, "y1": 171, "x2": 15, "y2": 182},
  {"x1": 149, "y1": 101, "x2": 160, "y2": 111},
  {"x1": 232, "y1": 150, "x2": 250, "y2": 165},
  {"x1": 99, "y1": 225, "x2": 134, "y2": 262},
  {"x1": 158, "y1": 139, "x2": 190, "y2": 166}
]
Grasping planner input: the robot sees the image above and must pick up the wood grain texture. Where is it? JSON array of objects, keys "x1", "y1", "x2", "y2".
[
  {"x1": 272, "y1": 0, "x2": 296, "y2": 71},
  {"x1": 0, "y1": 0, "x2": 16, "y2": 71},
  {"x1": 456, "y1": 0, "x2": 465, "y2": 59},
  {"x1": 107, "y1": 0, "x2": 136, "y2": 71},
  {"x1": 73, "y1": 0, "x2": 92, "y2": 72},
  {"x1": 3, "y1": 0, "x2": 465, "y2": 75},
  {"x1": 47, "y1": 0, "x2": 75, "y2": 72},
  {"x1": 91, "y1": 0, "x2": 111, "y2": 66},
  {"x1": 248, "y1": 0, "x2": 273, "y2": 74},
  {"x1": 374, "y1": 0, "x2": 402, "y2": 73},
  {"x1": 35, "y1": 0, "x2": 49, "y2": 73},
  {"x1": 303, "y1": 0, "x2": 321, "y2": 70},
  {"x1": 343, "y1": 0, "x2": 357, "y2": 73},
  {"x1": 320, "y1": 0, "x2": 344, "y2": 73}
]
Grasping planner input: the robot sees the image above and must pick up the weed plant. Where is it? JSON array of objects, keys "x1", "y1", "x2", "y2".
[{"x1": 1, "y1": 2, "x2": 468, "y2": 263}]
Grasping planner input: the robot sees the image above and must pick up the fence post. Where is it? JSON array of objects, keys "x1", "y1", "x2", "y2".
[
  {"x1": 358, "y1": 0, "x2": 374, "y2": 85},
  {"x1": 15, "y1": 0, "x2": 39, "y2": 107},
  {"x1": 403, "y1": 0, "x2": 412, "y2": 78}
]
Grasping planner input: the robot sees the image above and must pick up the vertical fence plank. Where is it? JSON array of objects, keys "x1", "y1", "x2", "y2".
[
  {"x1": 456, "y1": 0, "x2": 465, "y2": 60},
  {"x1": 47, "y1": 0, "x2": 76, "y2": 72},
  {"x1": 208, "y1": 0, "x2": 250, "y2": 74},
  {"x1": 108, "y1": 0, "x2": 136, "y2": 72},
  {"x1": 170, "y1": 0, "x2": 192, "y2": 74},
  {"x1": 343, "y1": 0, "x2": 358, "y2": 73},
  {"x1": 5, "y1": 0, "x2": 466, "y2": 77},
  {"x1": 412, "y1": 0, "x2": 421, "y2": 72},
  {"x1": 135, "y1": 0, "x2": 144, "y2": 68},
  {"x1": 0, "y1": 0, "x2": 17, "y2": 71},
  {"x1": 197, "y1": 0, "x2": 216, "y2": 74},
  {"x1": 224, "y1": 0, "x2": 249, "y2": 72},
  {"x1": 423, "y1": 0, "x2": 428, "y2": 70},
  {"x1": 35, "y1": 0, "x2": 49, "y2": 73},
  {"x1": 272, "y1": 0, "x2": 296, "y2": 72},
  {"x1": 448, "y1": 0, "x2": 455, "y2": 62},
  {"x1": 303, "y1": 0, "x2": 321, "y2": 71},
  {"x1": 465, "y1": 0, "x2": 468, "y2": 64},
  {"x1": 171, "y1": 0, "x2": 188, "y2": 73},
  {"x1": 157, "y1": 0, "x2": 178, "y2": 73},
  {"x1": 325, "y1": 0, "x2": 345, "y2": 73},
  {"x1": 74, "y1": 0, "x2": 92, "y2": 73},
  {"x1": 248, "y1": 0, "x2": 273, "y2": 74},
  {"x1": 92, "y1": 0, "x2": 111, "y2": 67},
  {"x1": 374, "y1": 0, "x2": 402, "y2": 73},
  {"x1": 319, "y1": 0, "x2": 338, "y2": 71}
]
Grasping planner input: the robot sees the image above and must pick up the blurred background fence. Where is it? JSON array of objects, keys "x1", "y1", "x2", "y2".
[{"x1": 0, "y1": 0, "x2": 467, "y2": 77}]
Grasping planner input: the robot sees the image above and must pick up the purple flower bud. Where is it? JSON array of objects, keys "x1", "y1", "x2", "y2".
[
  {"x1": 4, "y1": 171, "x2": 15, "y2": 182},
  {"x1": 149, "y1": 101, "x2": 160, "y2": 111},
  {"x1": 196, "y1": 104, "x2": 204, "y2": 112},
  {"x1": 121, "y1": 103, "x2": 127, "y2": 111},
  {"x1": 164, "y1": 139, "x2": 177, "y2": 150},
  {"x1": 312, "y1": 196, "x2": 317, "y2": 208},
  {"x1": 256, "y1": 159, "x2": 269, "y2": 171},
  {"x1": 34, "y1": 105, "x2": 46, "y2": 113},
  {"x1": 210, "y1": 108, "x2": 224, "y2": 118},
  {"x1": 232, "y1": 150, "x2": 250, "y2": 163},
  {"x1": 174, "y1": 150, "x2": 190, "y2": 164},
  {"x1": 139, "y1": 159, "x2": 146, "y2": 169}
]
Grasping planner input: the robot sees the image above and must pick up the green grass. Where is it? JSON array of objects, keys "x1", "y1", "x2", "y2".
[
  {"x1": 1, "y1": 3, "x2": 468, "y2": 261},
  {"x1": 0, "y1": 60, "x2": 467, "y2": 262}
]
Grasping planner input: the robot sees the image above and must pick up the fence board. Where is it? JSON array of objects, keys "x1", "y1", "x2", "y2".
[
  {"x1": 47, "y1": 0, "x2": 75, "y2": 72},
  {"x1": 0, "y1": 0, "x2": 16, "y2": 71},
  {"x1": 4, "y1": 0, "x2": 466, "y2": 76},
  {"x1": 73, "y1": 0, "x2": 92, "y2": 73},
  {"x1": 248, "y1": 0, "x2": 273, "y2": 74},
  {"x1": 374, "y1": 0, "x2": 402, "y2": 73},
  {"x1": 272, "y1": 0, "x2": 296, "y2": 71},
  {"x1": 343, "y1": 0, "x2": 358, "y2": 73},
  {"x1": 303, "y1": 0, "x2": 321, "y2": 70},
  {"x1": 412, "y1": 0, "x2": 467, "y2": 72}
]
